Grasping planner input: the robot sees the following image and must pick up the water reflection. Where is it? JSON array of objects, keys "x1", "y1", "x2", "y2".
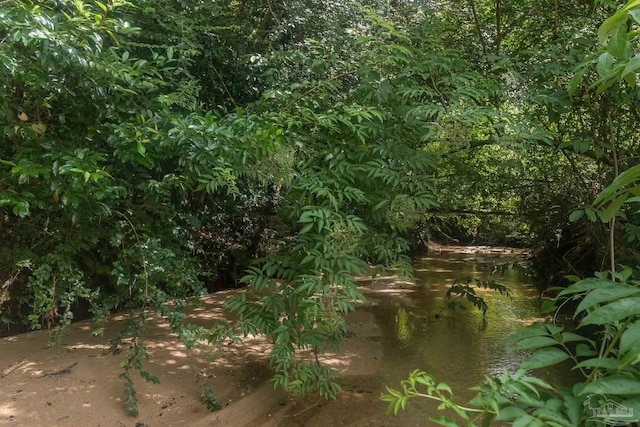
[
  {"x1": 394, "y1": 307, "x2": 414, "y2": 346},
  {"x1": 374, "y1": 250, "x2": 553, "y2": 403}
]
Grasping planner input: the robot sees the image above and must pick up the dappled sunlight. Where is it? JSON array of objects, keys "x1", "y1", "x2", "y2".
[
  {"x1": 0, "y1": 250, "x2": 551, "y2": 427},
  {"x1": 0, "y1": 289, "x2": 278, "y2": 426},
  {"x1": 0, "y1": 403, "x2": 16, "y2": 418},
  {"x1": 1, "y1": 359, "x2": 35, "y2": 376},
  {"x1": 426, "y1": 244, "x2": 531, "y2": 256},
  {"x1": 168, "y1": 350, "x2": 188, "y2": 358},
  {"x1": 317, "y1": 349, "x2": 366, "y2": 372},
  {"x1": 413, "y1": 267, "x2": 454, "y2": 273},
  {"x1": 61, "y1": 343, "x2": 109, "y2": 350},
  {"x1": 367, "y1": 288, "x2": 417, "y2": 295},
  {"x1": 317, "y1": 354, "x2": 350, "y2": 369},
  {"x1": 141, "y1": 392, "x2": 165, "y2": 400},
  {"x1": 213, "y1": 337, "x2": 273, "y2": 364}
]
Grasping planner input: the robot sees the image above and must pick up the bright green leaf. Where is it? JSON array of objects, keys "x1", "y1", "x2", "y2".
[{"x1": 520, "y1": 348, "x2": 570, "y2": 370}]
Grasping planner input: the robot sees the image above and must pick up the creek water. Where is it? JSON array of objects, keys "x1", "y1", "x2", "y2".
[
  {"x1": 276, "y1": 247, "x2": 579, "y2": 426},
  {"x1": 366, "y1": 247, "x2": 575, "y2": 425}
]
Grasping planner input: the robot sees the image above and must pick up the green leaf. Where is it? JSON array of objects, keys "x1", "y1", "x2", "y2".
[
  {"x1": 569, "y1": 209, "x2": 585, "y2": 222},
  {"x1": 620, "y1": 320, "x2": 640, "y2": 356},
  {"x1": 140, "y1": 370, "x2": 160, "y2": 384},
  {"x1": 513, "y1": 414, "x2": 545, "y2": 427},
  {"x1": 429, "y1": 416, "x2": 461, "y2": 427},
  {"x1": 598, "y1": 2, "x2": 637, "y2": 43},
  {"x1": 506, "y1": 323, "x2": 550, "y2": 343},
  {"x1": 521, "y1": 375, "x2": 555, "y2": 391},
  {"x1": 621, "y1": 55, "x2": 640, "y2": 78},
  {"x1": 372, "y1": 199, "x2": 389, "y2": 212},
  {"x1": 520, "y1": 348, "x2": 570, "y2": 370},
  {"x1": 580, "y1": 376, "x2": 640, "y2": 396},
  {"x1": 299, "y1": 209, "x2": 315, "y2": 223},
  {"x1": 532, "y1": 407, "x2": 571, "y2": 426},
  {"x1": 558, "y1": 389, "x2": 581, "y2": 425},
  {"x1": 602, "y1": 195, "x2": 628, "y2": 222},
  {"x1": 575, "y1": 285, "x2": 640, "y2": 315},
  {"x1": 623, "y1": 70, "x2": 637, "y2": 86},
  {"x1": 136, "y1": 140, "x2": 146, "y2": 156},
  {"x1": 568, "y1": 65, "x2": 588, "y2": 97},
  {"x1": 560, "y1": 332, "x2": 589, "y2": 343},
  {"x1": 597, "y1": 52, "x2": 614, "y2": 76},
  {"x1": 625, "y1": 196, "x2": 640, "y2": 204},
  {"x1": 558, "y1": 278, "x2": 616, "y2": 297},
  {"x1": 575, "y1": 343, "x2": 597, "y2": 357},
  {"x1": 620, "y1": 398, "x2": 640, "y2": 422},
  {"x1": 594, "y1": 74, "x2": 620, "y2": 93},
  {"x1": 594, "y1": 164, "x2": 640, "y2": 207},
  {"x1": 12, "y1": 201, "x2": 30, "y2": 218},
  {"x1": 580, "y1": 296, "x2": 640, "y2": 326},
  {"x1": 436, "y1": 382, "x2": 452, "y2": 394},
  {"x1": 574, "y1": 357, "x2": 619, "y2": 370},
  {"x1": 300, "y1": 223, "x2": 314, "y2": 234},
  {"x1": 511, "y1": 336, "x2": 559, "y2": 351},
  {"x1": 540, "y1": 299, "x2": 558, "y2": 314},
  {"x1": 607, "y1": 25, "x2": 628, "y2": 59}
]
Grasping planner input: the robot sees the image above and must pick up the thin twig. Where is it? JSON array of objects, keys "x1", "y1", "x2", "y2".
[
  {"x1": 467, "y1": 0, "x2": 488, "y2": 56},
  {"x1": 42, "y1": 361, "x2": 78, "y2": 377},
  {"x1": 211, "y1": 65, "x2": 237, "y2": 108},
  {"x1": 266, "y1": 0, "x2": 281, "y2": 26},
  {"x1": 115, "y1": 211, "x2": 150, "y2": 301},
  {"x1": 287, "y1": 398, "x2": 322, "y2": 418}
]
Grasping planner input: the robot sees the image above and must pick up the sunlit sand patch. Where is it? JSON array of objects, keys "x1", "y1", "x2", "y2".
[{"x1": 0, "y1": 403, "x2": 15, "y2": 417}]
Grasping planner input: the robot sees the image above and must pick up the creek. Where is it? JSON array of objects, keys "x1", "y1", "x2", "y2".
[{"x1": 361, "y1": 246, "x2": 576, "y2": 425}]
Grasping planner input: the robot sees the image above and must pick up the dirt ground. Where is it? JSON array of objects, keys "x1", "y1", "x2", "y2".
[{"x1": 0, "y1": 273, "x2": 429, "y2": 427}]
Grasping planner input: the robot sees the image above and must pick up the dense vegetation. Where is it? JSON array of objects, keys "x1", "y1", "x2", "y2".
[{"x1": 1, "y1": 0, "x2": 639, "y2": 423}]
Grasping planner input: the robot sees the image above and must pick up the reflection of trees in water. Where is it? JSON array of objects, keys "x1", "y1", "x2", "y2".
[
  {"x1": 395, "y1": 253, "x2": 537, "y2": 392},
  {"x1": 395, "y1": 306, "x2": 414, "y2": 346},
  {"x1": 377, "y1": 252, "x2": 580, "y2": 418}
]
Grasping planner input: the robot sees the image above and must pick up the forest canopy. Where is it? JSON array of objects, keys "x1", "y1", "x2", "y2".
[{"x1": 1, "y1": 0, "x2": 640, "y2": 421}]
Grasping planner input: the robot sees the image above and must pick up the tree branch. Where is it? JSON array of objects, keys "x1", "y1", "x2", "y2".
[
  {"x1": 432, "y1": 209, "x2": 519, "y2": 216},
  {"x1": 441, "y1": 136, "x2": 614, "y2": 166},
  {"x1": 467, "y1": 0, "x2": 489, "y2": 56}
]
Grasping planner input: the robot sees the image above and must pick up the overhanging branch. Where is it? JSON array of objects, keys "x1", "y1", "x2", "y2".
[{"x1": 441, "y1": 137, "x2": 614, "y2": 167}]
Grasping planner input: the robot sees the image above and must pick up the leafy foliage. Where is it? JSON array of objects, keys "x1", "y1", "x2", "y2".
[
  {"x1": 200, "y1": 382, "x2": 223, "y2": 412},
  {"x1": 440, "y1": 277, "x2": 512, "y2": 318},
  {"x1": 383, "y1": 265, "x2": 640, "y2": 426},
  {"x1": 381, "y1": 3, "x2": 640, "y2": 423},
  {"x1": 1, "y1": 0, "x2": 445, "y2": 405},
  {"x1": 3, "y1": 0, "x2": 640, "y2": 417},
  {"x1": 380, "y1": 369, "x2": 484, "y2": 419}
]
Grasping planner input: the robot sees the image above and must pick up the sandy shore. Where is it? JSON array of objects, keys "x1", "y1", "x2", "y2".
[{"x1": 0, "y1": 274, "x2": 426, "y2": 427}]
